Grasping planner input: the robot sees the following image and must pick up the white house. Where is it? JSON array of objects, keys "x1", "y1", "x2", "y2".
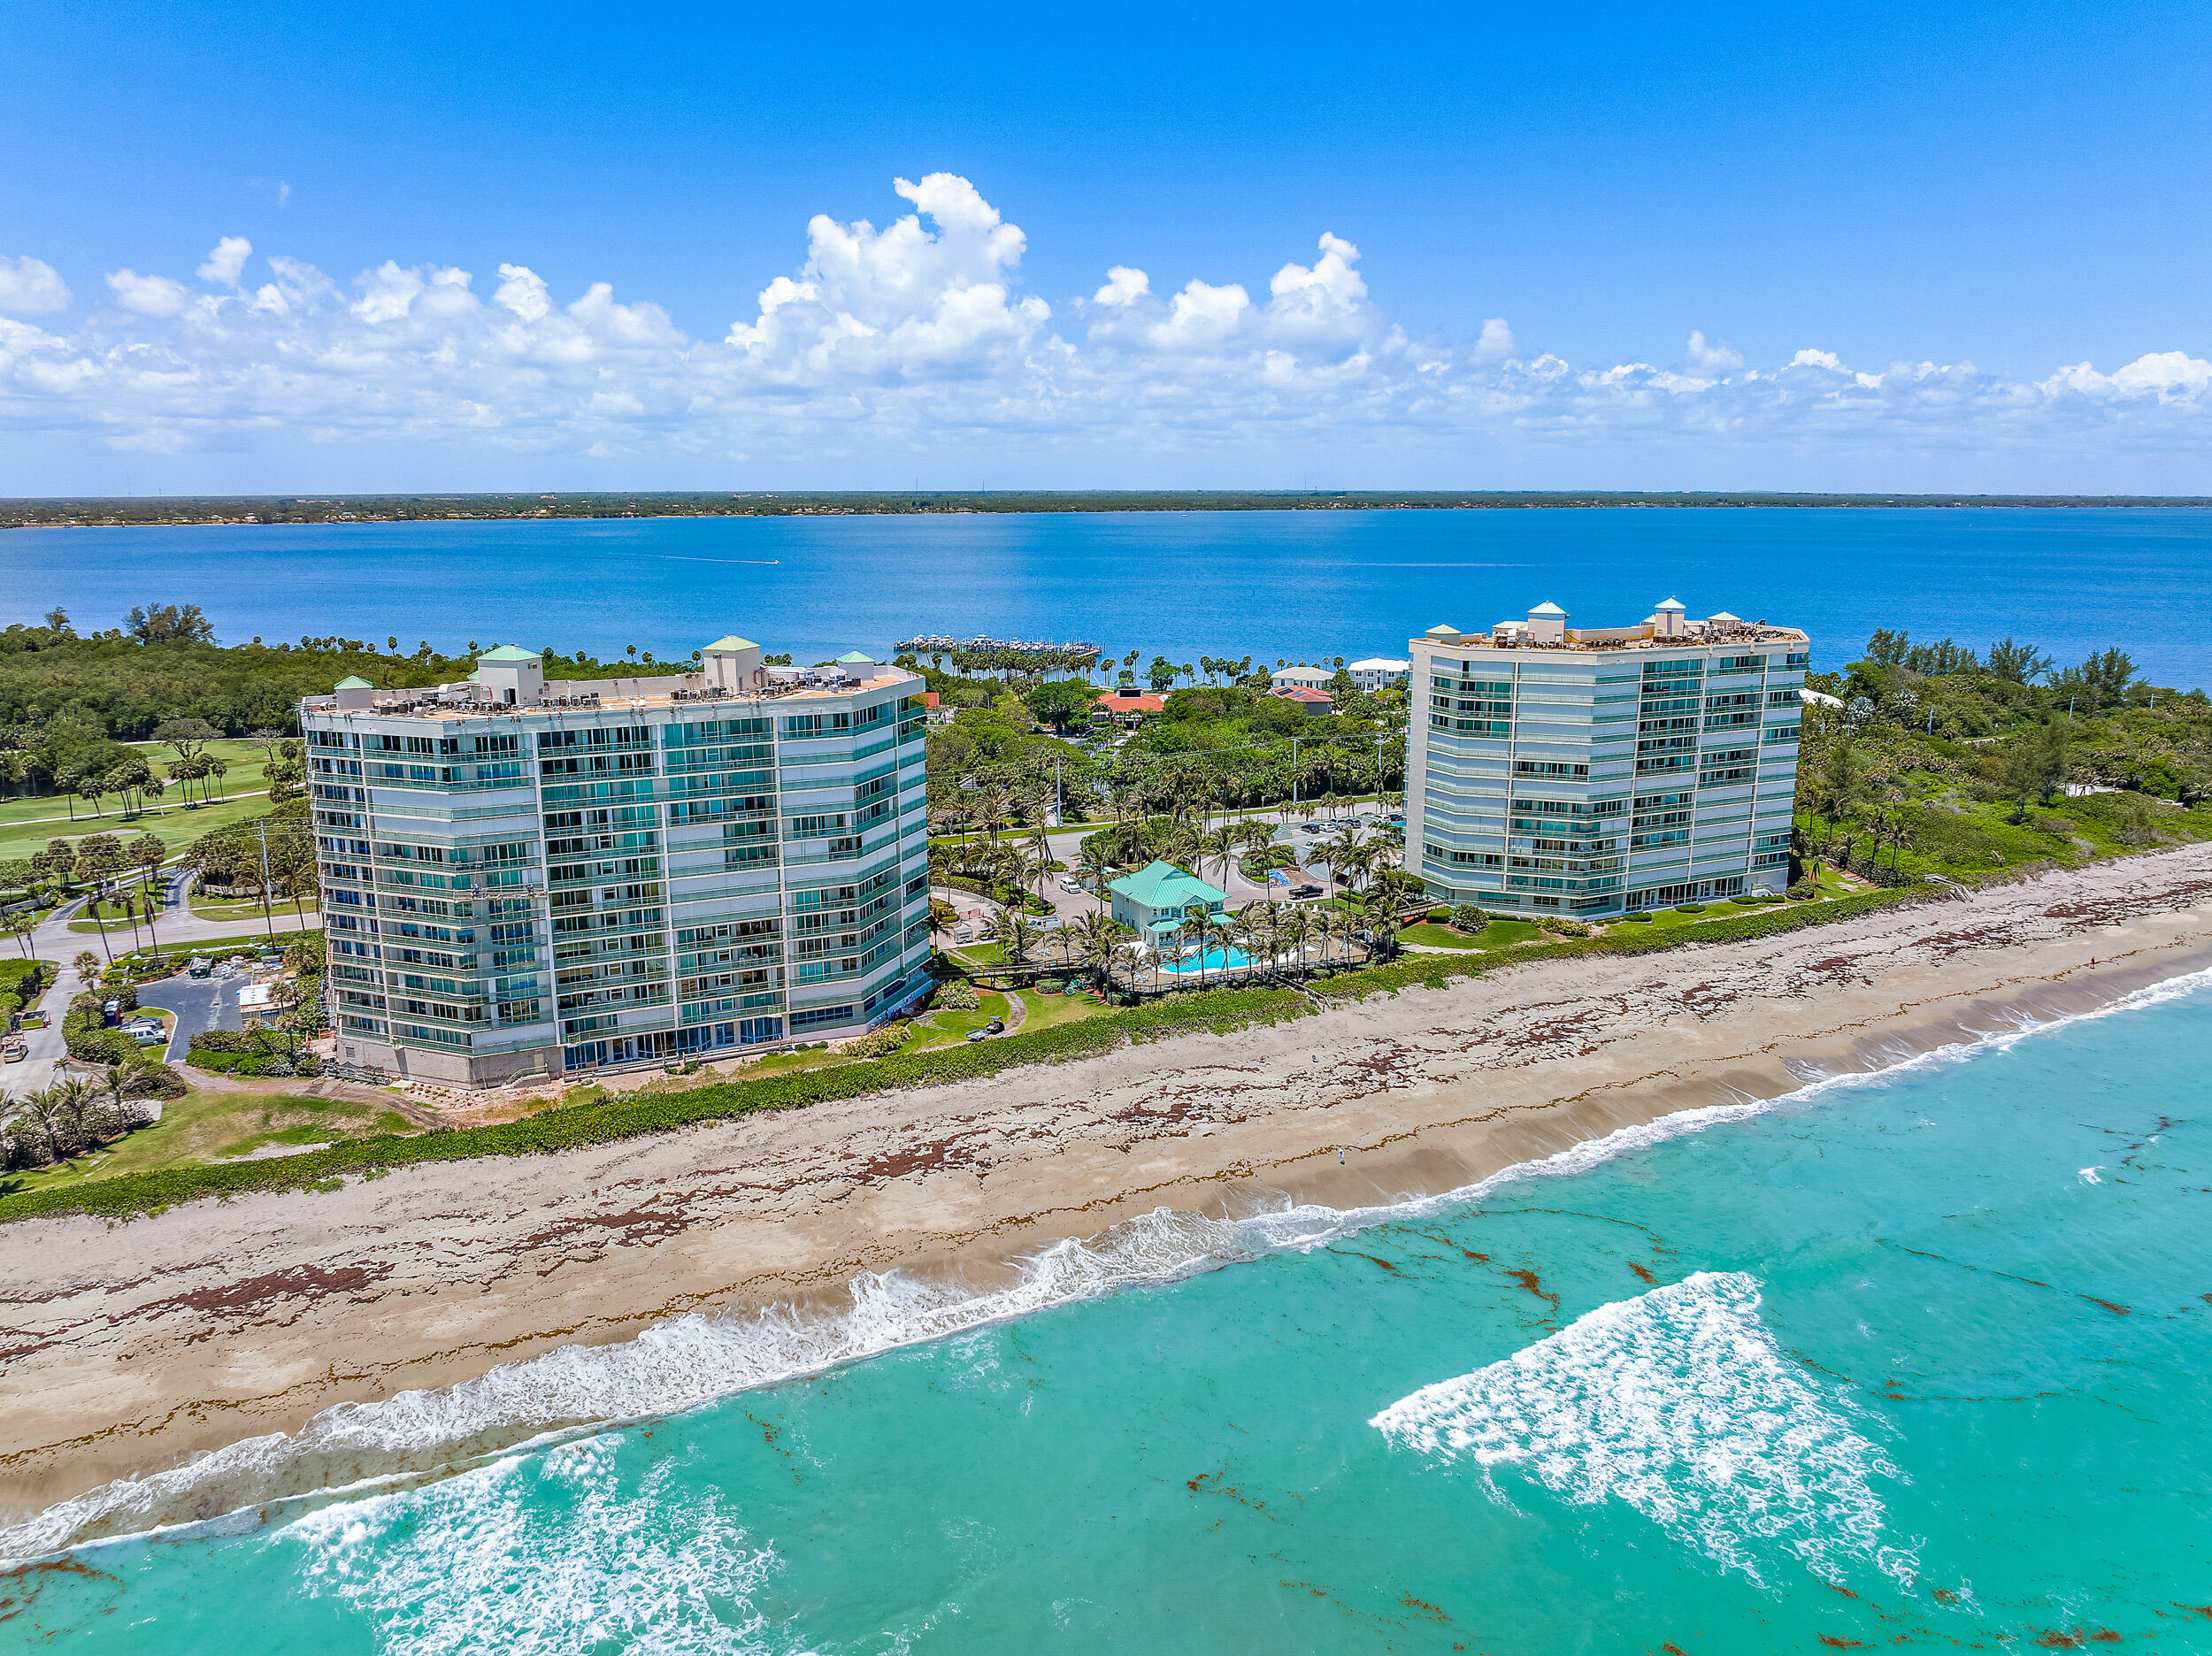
[
  {"x1": 1270, "y1": 665, "x2": 1333, "y2": 690},
  {"x1": 1347, "y1": 657, "x2": 1410, "y2": 693}
]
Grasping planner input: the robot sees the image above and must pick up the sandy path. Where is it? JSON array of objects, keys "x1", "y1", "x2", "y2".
[{"x1": 7, "y1": 846, "x2": 2212, "y2": 1537}]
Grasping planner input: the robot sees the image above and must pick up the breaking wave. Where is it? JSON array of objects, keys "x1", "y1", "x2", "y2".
[
  {"x1": 1371, "y1": 1271, "x2": 1916, "y2": 1588},
  {"x1": 9, "y1": 962, "x2": 2208, "y2": 1564}
]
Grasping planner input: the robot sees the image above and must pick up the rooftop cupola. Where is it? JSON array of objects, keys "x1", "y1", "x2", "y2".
[
  {"x1": 700, "y1": 634, "x2": 764, "y2": 691},
  {"x1": 1653, "y1": 595, "x2": 1688, "y2": 638},
  {"x1": 473, "y1": 645, "x2": 542, "y2": 707},
  {"x1": 1525, "y1": 601, "x2": 1568, "y2": 645}
]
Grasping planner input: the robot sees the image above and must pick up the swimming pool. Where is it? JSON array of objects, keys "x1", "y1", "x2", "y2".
[{"x1": 1160, "y1": 947, "x2": 1254, "y2": 975}]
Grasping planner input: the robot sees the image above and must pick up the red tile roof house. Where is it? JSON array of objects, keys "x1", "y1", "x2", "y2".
[
  {"x1": 1267, "y1": 685, "x2": 1336, "y2": 715},
  {"x1": 1095, "y1": 686, "x2": 1170, "y2": 724}
]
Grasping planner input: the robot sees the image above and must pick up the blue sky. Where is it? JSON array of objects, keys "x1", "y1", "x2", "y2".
[{"x1": 2, "y1": 0, "x2": 2208, "y2": 494}]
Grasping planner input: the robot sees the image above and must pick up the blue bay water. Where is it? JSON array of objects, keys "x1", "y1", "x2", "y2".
[
  {"x1": 13, "y1": 972, "x2": 2212, "y2": 1652},
  {"x1": 2, "y1": 507, "x2": 2208, "y2": 688}
]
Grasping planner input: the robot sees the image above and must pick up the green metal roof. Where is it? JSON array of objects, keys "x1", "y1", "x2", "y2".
[
  {"x1": 334, "y1": 675, "x2": 372, "y2": 690},
  {"x1": 834, "y1": 649, "x2": 876, "y2": 664},
  {"x1": 1109, "y1": 859, "x2": 1226, "y2": 911},
  {"x1": 703, "y1": 635, "x2": 757, "y2": 652},
  {"x1": 479, "y1": 644, "x2": 541, "y2": 662}
]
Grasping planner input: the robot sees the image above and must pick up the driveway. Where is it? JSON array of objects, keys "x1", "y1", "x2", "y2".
[{"x1": 136, "y1": 976, "x2": 243, "y2": 1064}]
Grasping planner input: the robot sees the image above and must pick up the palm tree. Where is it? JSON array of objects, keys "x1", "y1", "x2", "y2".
[
  {"x1": 1071, "y1": 910, "x2": 1130, "y2": 997},
  {"x1": 1234, "y1": 818, "x2": 1274, "y2": 875},
  {"x1": 989, "y1": 908, "x2": 1041, "y2": 967},
  {"x1": 1322, "y1": 822, "x2": 1369, "y2": 891},
  {"x1": 1074, "y1": 838, "x2": 1116, "y2": 901},
  {"x1": 72, "y1": 948, "x2": 100, "y2": 989},
  {"x1": 1175, "y1": 903, "x2": 1218, "y2": 988},
  {"x1": 1362, "y1": 887, "x2": 1402, "y2": 961},
  {"x1": 1200, "y1": 824, "x2": 1240, "y2": 892},
  {"x1": 1278, "y1": 905, "x2": 1313, "y2": 978}
]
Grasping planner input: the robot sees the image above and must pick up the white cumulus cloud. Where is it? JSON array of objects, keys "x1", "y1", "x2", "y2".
[
  {"x1": 104, "y1": 269, "x2": 189, "y2": 317},
  {"x1": 0, "y1": 173, "x2": 2204, "y2": 487},
  {"x1": 1682, "y1": 329, "x2": 1744, "y2": 377},
  {"x1": 196, "y1": 236, "x2": 252, "y2": 287},
  {"x1": 0, "y1": 256, "x2": 72, "y2": 316}
]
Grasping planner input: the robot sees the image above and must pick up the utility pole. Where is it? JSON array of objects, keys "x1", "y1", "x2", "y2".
[
  {"x1": 255, "y1": 818, "x2": 277, "y2": 941},
  {"x1": 1054, "y1": 755, "x2": 1063, "y2": 827}
]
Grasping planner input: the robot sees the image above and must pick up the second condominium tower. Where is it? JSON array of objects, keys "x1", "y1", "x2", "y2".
[
  {"x1": 1404, "y1": 599, "x2": 1808, "y2": 915},
  {"x1": 303, "y1": 637, "x2": 933, "y2": 1087}
]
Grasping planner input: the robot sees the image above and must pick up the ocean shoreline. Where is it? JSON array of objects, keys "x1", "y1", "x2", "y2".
[{"x1": 7, "y1": 844, "x2": 2212, "y2": 1553}]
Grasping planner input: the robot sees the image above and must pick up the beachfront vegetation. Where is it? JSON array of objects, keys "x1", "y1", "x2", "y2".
[
  {"x1": 0, "y1": 882, "x2": 1926, "y2": 1224},
  {"x1": 1795, "y1": 634, "x2": 2212, "y2": 887}
]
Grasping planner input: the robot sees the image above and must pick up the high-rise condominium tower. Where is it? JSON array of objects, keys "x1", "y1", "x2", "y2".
[
  {"x1": 1403, "y1": 600, "x2": 1809, "y2": 916},
  {"x1": 302, "y1": 637, "x2": 933, "y2": 1086}
]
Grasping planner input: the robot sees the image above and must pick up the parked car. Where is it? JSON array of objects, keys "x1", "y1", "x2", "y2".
[
  {"x1": 130, "y1": 1025, "x2": 168, "y2": 1046},
  {"x1": 984, "y1": 1017, "x2": 1005, "y2": 1034},
  {"x1": 3, "y1": 1041, "x2": 26, "y2": 1062},
  {"x1": 964, "y1": 1027, "x2": 989, "y2": 1042},
  {"x1": 1292, "y1": 883, "x2": 1323, "y2": 899}
]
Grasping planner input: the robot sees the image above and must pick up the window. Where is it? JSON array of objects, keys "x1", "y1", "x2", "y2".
[
  {"x1": 1425, "y1": 843, "x2": 1502, "y2": 869},
  {"x1": 791, "y1": 1004, "x2": 854, "y2": 1030},
  {"x1": 1513, "y1": 760, "x2": 1588, "y2": 779}
]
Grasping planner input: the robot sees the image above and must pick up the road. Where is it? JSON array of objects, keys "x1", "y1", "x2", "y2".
[{"x1": 9, "y1": 870, "x2": 297, "y2": 1093}]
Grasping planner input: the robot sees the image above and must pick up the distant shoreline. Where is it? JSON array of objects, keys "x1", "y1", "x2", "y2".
[{"x1": 5, "y1": 490, "x2": 2212, "y2": 530}]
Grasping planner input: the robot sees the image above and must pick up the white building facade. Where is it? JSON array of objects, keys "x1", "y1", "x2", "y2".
[
  {"x1": 1403, "y1": 600, "x2": 1807, "y2": 916},
  {"x1": 1347, "y1": 657, "x2": 1411, "y2": 694},
  {"x1": 1270, "y1": 665, "x2": 1334, "y2": 690},
  {"x1": 302, "y1": 638, "x2": 934, "y2": 1085}
]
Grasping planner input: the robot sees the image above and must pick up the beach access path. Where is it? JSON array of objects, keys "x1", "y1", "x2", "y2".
[{"x1": 9, "y1": 843, "x2": 2212, "y2": 1543}]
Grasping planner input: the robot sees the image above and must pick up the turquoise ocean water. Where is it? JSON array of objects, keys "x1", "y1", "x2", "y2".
[
  {"x1": 3, "y1": 506, "x2": 2210, "y2": 687},
  {"x1": 11, "y1": 970, "x2": 2212, "y2": 1652}
]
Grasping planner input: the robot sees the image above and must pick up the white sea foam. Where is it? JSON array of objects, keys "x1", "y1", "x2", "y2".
[
  {"x1": 286, "y1": 1433, "x2": 777, "y2": 1655},
  {"x1": 1370, "y1": 1272, "x2": 1915, "y2": 1589},
  {"x1": 12, "y1": 961, "x2": 2210, "y2": 1565}
]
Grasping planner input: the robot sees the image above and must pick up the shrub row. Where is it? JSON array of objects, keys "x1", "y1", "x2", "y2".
[
  {"x1": 0, "y1": 982, "x2": 1315, "y2": 1223},
  {"x1": 0, "y1": 886, "x2": 1928, "y2": 1226},
  {"x1": 184, "y1": 1048, "x2": 320, "y2": 1077},
  {"x1": 1311, "y1": 886, "x2": 1925, "y2": 1000}
]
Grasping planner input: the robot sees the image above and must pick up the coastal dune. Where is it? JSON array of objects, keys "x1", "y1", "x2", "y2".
[{"x1": 8, "y1": 845, "x2": 2212, "y2": 1552}]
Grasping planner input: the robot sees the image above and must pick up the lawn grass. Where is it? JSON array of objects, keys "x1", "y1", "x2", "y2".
[
  {"x1": 1402, "y1": 919, "x2": 1543, "y2": 951},
  {"x1": 188, "y1": 893, "x2": 319, "y2": 922},
  {"x1": 1010, "y1": 985, "x2": 1109, "y2": 1034},
  {"x1": 905, "y1": 989, "x2": 1017, "y2": 1052},
  {"x1": 0, "y1": 1088, "x2": 417, "y2": 1197},
  {"x1": 123, "y1": 738, "x2": 282, "y2": 770},
  {"x1": 0, "y1": 787, "x2": 281, "y2": 862}
]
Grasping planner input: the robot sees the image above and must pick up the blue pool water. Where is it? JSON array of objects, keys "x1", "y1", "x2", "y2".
[
  {"x1": 12, "y1": 967, "x2": 2212, "y2": 1652},
  {"x1": 2, "y1": 506, "x2": 2208, "y2": 686},
  {"x1": 1160, "y1": 945, "x2": 1254, "y2": 975}
]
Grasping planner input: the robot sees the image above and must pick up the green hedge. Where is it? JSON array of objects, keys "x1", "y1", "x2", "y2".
[
  {"x1": 1310, "y1": 886, "x2": 1925, "y2": 1000},
  {"x1": 184, "y1": 1048, "x2": 320, "y2": 1077},
  {"x1": 0, "y1": 983, "x2": 1314, "y2": 1223},
  {"x1": 0, "y1": 886, "x2": 1931, "y2": 1227},
  {"x1": 62, "y1": 1003, "x2": 143, "y2": 1066}
]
